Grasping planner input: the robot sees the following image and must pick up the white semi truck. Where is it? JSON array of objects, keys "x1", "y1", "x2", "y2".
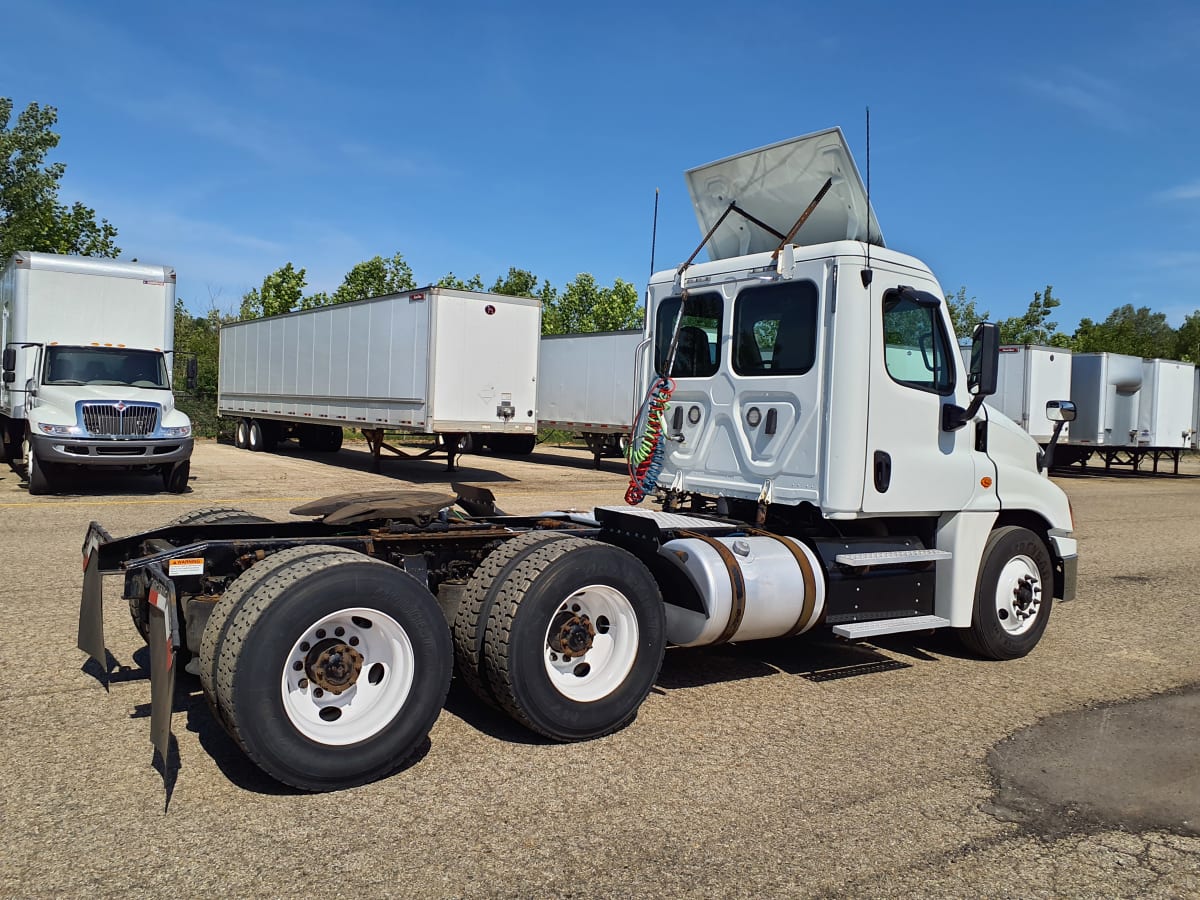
[
  {"x1": 77, "y1": 127, "x2": 1078, "y2": 793},
  {"x1": 1, "y1": 252, "x2": 194, "y2": 494}
]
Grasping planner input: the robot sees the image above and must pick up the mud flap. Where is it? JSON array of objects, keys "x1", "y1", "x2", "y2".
[
  {"x1": 77, "y1": 521, "x2": 113, "y2": 677},
  {"x1": 145, "y1": 563, "x2": 178, "y2": 766}
]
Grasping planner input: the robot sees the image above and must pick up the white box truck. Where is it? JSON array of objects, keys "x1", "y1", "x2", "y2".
[
  {"x1": 218, "y1": 286, "x2": 541, "y2": 469},
  {"x1": 1, "y1": 252, "x2": 194, "y2": 494},
  {"x1": 79, "y1": 128, "x2": 1079, "y2": 794},
  {"x1": 537, "y1": 329, "x2": 642, "y2": 465},
  {"x1": 1138, "y1": 358, "x2": 1195, "y2": 448}
]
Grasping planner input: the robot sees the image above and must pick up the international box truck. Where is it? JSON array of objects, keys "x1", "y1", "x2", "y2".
[
  {"x1": 1, "y1": 252, "x2": 194, "y2": 494},
  {"x1": 217, "y1": 286, "x2": 541, "y2": 468},
  {"x1": 78, "y1": 127, "x2": 1078, "y2": 794}
]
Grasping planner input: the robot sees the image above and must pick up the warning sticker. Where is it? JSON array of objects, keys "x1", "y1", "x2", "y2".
[{"x1": 169, "y1": 557, "x2": 204, "y2": 576}]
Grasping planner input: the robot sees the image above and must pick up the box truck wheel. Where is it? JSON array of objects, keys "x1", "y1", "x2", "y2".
[
  {"x1": 319, "y1": 426, "x2": 343, "y2": 452},
  {"x1": 22, "y1": 434, "x2": 53, "y2": 495},
  {"x1": 483, "y1": 538, "x2": 665, "y2": 741},
  {"x1": 207, "y1": 547, "x2": 452, "y2": 790},
  {"x1": 960, "y1": 526, "x2": 1054, "y2": 660},
  {"x1": 128, "y1": 507, "x2": 273, "y2": 644},
  {"x1": 247, "y1": 420, "x2": 265, "y2": 452},
  {"x1": 452, "y1": 531, "x2": 573, "y2": 706},
  {"x1": 163, "y1": 460, "x2": 191, "y2": 493},
  {"x1": 234, "y1": 419, "x2": 250, "y2": 449}
]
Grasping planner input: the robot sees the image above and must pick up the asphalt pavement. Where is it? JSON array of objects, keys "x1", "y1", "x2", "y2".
[{"x1": 0, "y1": 439, "x2": 1197, "y2": 897}]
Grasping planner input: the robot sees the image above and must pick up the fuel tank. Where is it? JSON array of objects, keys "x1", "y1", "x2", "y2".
[{"x1": 658, "y1": 534, "x2": 826, "y2": 647}]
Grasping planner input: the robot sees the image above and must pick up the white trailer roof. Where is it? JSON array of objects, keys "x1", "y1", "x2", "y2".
[{"x1": 685, "y1": 127, "x2": 884, "y2": 261}]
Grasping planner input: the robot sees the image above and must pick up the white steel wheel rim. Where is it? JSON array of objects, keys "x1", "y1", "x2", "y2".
[
  {"x1": 248, "y1": 423, "x2": 260, "y2": 450},
  {"x1": 236, "y1": 421, "x2": 248, "y2": 447},
  {"x1": 280, "y1": 606, "x2": 415, "y2": 745},
  {"x1": 543, "y1": 584, "x2": 639, "y2": 702},
  {"x1": 994, "y1": 555, "x2": 1043, "y2": 636}
]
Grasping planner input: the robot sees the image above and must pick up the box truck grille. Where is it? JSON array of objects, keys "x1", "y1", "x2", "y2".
[{"x1": 81, "y1": 403, "x2": 159, "y2": 436}]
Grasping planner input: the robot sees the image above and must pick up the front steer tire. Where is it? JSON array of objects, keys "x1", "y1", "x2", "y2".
[
  {"x1": 960, "y1": 525, "x2": 1054, "y2": 661},
  {"x1": 483, "y1": 537, "x2": 665, "y2": 742},
  {"x1": 208, "y1": 547, "x2": 452, "y2": 791}
]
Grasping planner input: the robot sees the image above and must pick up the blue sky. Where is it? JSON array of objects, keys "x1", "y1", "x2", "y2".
[{"x1": 4, "y1": 1, "x2": 1199, "y2": 332}]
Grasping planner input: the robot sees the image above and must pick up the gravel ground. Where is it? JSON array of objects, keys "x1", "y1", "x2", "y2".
[{"x1": 0, "y1": 439, "x2": 1197, "y2": 898}]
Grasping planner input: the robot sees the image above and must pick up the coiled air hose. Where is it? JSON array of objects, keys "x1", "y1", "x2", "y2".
[{"x1": 624, "y1": 375, "x2": 674, "y2": 505}]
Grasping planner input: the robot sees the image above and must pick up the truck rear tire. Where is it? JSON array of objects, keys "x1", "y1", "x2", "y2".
[
  {"x1": 128, "y1": 507, "x2": 273, "y2": 644},
  {"x1": 320, "y1": 426, "x2": 343, "y2": 452},
  {"x1": 234, "y1": 419, "x2": 250, "y2": 449},
  {"x1": 960, "y1": 526, "x2": 1054, "y2": 660},
  {"x1": 452, "y1": 531, "x2": 572, "y2": 706},
  {"x1": 210, "y1": 549, "x2": 452, "y2": 790},
  {"x1": 483, "y1": 537, "x2": 665, "y2": 741}
]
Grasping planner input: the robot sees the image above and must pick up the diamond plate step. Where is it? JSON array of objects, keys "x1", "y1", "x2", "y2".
[
  {"x1": 832, "y1": 615, "x2": 951, "y2": 639},
  {"x1": 834, "y1": 548, "x2": 952, "y2": 567}
]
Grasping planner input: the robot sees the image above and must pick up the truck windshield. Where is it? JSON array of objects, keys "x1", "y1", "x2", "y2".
[{"x1": 43, "y1": 346, "x2": 170, "y2": 390}]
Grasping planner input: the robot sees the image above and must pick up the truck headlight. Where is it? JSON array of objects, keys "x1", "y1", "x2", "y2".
[
  {"x1": 39, "y1": 423, "x2": 84, "y2": 436},
  {"x1": 161, "y1": 425, "x2": 192, "y2": 437}
]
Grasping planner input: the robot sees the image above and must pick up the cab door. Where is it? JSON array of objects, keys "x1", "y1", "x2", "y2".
[{"x1": 861, "y1": 279, "x2": 974, "y2": 514}]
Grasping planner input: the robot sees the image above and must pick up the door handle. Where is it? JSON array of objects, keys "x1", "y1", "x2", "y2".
[{"x1": 873, "y1": 450, "x2": 892, "y2": 493}]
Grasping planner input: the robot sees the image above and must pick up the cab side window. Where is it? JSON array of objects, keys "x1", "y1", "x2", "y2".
[
  {"x1": 882, "y1": 289, "x2": 955, "y2": 395},
  {"x1": 655, "y1": 292, "x2": 722, "y2": 378},
  {"x1": 733, "y1": 281, "x2": 818, "y2": 376}
]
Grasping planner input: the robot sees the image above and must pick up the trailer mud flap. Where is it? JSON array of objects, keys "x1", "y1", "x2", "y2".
[
  {"x1": 77, "y1": 521, "x2": 113, "y2": 680},
  {"x1": 145, "y1": 563, "x2": 179, "y2": 767}
]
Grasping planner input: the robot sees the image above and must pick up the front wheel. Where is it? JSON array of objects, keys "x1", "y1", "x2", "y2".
[
  {"x1": 960, "y1": 526, "x2": 1054, "y2": 660},
  {"x1": 210, "y1": 550, "x2": 452, "y2": 791},
  {"x1": 24, "y1": 435, "x2": 52, "y2": 495},
  {"x1": 163, "y1": 460, "x2": 190, "y2": 493},
  {"x1": 483, "y1": 537, "x2": 665, "y2": 741}
]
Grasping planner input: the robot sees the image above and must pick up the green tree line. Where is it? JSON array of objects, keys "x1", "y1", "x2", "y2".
[{"x1": 946, "y1": 285, "x2": 1200, "y2": 363}]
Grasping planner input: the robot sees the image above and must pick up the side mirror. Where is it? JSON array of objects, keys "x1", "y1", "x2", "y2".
[
  {"x1": 2, "y1": 371, "x2": 13, "y2": 385},
  {"x1": 967, "y1": 322, "x2": 1000, "y2": 397},
  {"x1": 1046, "y1": 400, "x2": 1076, "y2": 423},
  {"x1": 186, "y1": 356, "x2": 199, "y2": 391},
  {"x1": 2, "y1": 346, "x2": 14, "y2": 375}
]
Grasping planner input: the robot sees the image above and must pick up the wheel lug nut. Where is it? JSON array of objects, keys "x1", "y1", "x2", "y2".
[
  {"x1": 334, "y1": 626, "x2": 345, "y2": 637},
  {"x1": 316, "y1": 629, "x2": 326, "y2": 639},
  {"x1": 313, "y1": 688, "x2": 324, "y2": 698},
  {"x1": 293, "y1": 661, "x2": 303, "y2": 671},
  {"x1": 298, "y1": 678, "x2": 308, "y2": 689},
  {"x1": 300, "y1": 642, "x2": 310, "y2": 652},
  {"x1": 349, "y1": 636, "x2": 359, "y2": 646}
]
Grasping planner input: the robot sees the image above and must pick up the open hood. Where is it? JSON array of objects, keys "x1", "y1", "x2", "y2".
[{"x1": 684, "y1": 127, "x2": 884, "y2": 261}]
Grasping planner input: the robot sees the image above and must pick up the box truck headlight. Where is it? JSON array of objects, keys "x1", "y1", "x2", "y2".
[
  {"x1": 39, "y1": 423, "x2": 83, "y2": 436},
  {"x1": 161, "y1": 425, "x2": 192, "y2": 437}
]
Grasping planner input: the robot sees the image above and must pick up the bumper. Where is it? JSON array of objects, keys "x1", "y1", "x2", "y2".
[
  {"x1": 1048, "y1": 530, "x2": 1078, "y2": 602},
  {"x1": 31, "y1": 433, "x2": 193, "y2": 467}
]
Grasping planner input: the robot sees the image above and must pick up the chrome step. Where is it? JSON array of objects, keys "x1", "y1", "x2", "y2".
[
  {"x1": 834, "y1": 549, "x2": 952, "y2": 567},
  {"x1": 832, "y1": 615, "x2": 951, "y2": 639}
]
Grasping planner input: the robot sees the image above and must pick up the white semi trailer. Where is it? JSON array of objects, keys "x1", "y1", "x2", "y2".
[
  {"x1": 218, "y1": 286, "x2": 541, "y2": 470},
  {"x1": 537, "y1": 329, "x2": 642, "y2": 466},
  {"x1": 78, "y1": 127, "x2": 1078, "y2": 794},
  {"x1": 1138, "y1": 358, "x2": 1195, "y2": 448},
  {"x1": 1, "y1": 252, "x2": 194, "y2": 494},
  {"x1": 959, "y1": 344, "x2": 1072, "y2": 444}
]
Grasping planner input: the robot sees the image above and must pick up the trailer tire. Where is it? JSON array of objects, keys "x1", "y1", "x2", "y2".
[
  {"x1": 960, "y1": 526, "x2": 1054, "y2": 660},
  {"x1": 199, "y1": 545, "x2": 359, "y2": 729},
  {"x1": 320, "y1": 426, "x2": 343, "y2": 453},
  {"x1": 128, "y1": 507, "x2": 273, "y2": 644},
  {"x1": 247, "y1": 420, "x2": 264, "y2": 452},
  {"x1": 452, "y1": 531, "x2": 572, "y2": 706},
  {"x1": 234, "y1": 419, "x2": 250, "y2": 449},
  {"x1": 483, "y1": 537, "x2": 665, "y2": 741},
  {"x1": 213, "y1": 551, "x2": 452, "y2": 791}
]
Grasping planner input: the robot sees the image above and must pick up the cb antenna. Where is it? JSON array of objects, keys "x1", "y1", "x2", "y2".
[{"x1": 648, "y1": 187, "x2": 660, "y2": 278}]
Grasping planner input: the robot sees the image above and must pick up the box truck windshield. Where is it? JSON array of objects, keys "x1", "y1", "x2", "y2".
[{"x1": 43, "y1": 346, "x2": 170, "y2": 390}]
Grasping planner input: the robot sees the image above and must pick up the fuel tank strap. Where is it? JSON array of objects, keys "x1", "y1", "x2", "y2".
[
  {"x1": 679, "y1": 530, "x2": 746, "y2": 644},
  {"x1": 746, "y1": 528, "x2": 818, "y2": 637}
]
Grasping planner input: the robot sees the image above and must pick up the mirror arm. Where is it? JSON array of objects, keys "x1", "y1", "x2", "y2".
[
  {"x1": 1038, "y1": 419, "x2": 1068, "y2": 472},
  {"x1": 941, "y1": 392, "x2": 987, "y2": 432}
]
